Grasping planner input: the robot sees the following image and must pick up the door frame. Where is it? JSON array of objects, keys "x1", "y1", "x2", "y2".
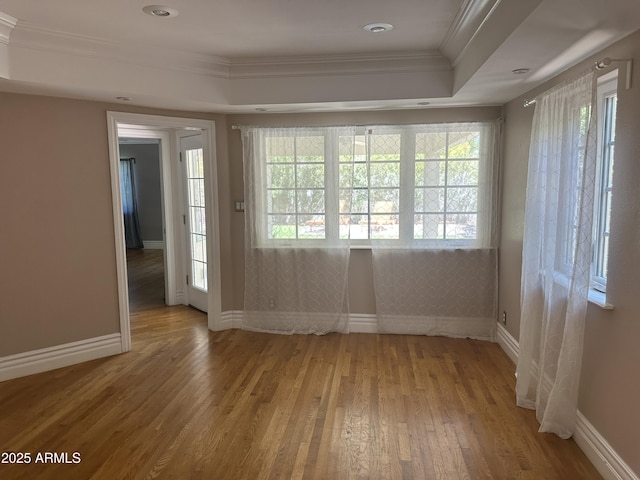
[{"x1": 107, "y1": 112, "x2": 222, "y2": 352}]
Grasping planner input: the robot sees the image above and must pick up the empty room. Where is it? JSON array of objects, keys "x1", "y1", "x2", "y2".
[{"x1": 1, "y1": 1, "x2": 639, "y2": 479}]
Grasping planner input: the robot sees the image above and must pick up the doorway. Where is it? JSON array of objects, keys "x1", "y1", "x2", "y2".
[
  {"x1": 107, "y1": 112, "x2": 222, "y2": 353},
  {"x1": 119, "y1": 137, "x2": 166, "y2": 313}
]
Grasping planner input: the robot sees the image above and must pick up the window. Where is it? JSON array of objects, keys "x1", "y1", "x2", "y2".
[
  {"x1": 338, "y1": 131, "x2": 401, "y2": 240},
  {"x1": 254, "y1": 123, "x2": 496, "y2": 248},
  {"x1": 264, "y1": 133, "x2": 328, "y2": 240},
  {"x1": 592, "y1": 72, "x2": 618, "y2": 292},
  {"x1": 413, "y1": 129, "x2": 481, "y2": 241}
]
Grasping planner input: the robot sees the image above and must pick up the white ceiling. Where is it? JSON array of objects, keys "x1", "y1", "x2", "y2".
[{"x1": 0, "y1": 0, "x2": 638, "y2": 113}]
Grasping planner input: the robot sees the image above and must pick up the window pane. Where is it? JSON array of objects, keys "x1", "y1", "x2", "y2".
[
  {"x1": 191, "y1": 233, "x2": 206, "y2": 262},
  {"x1": 187, "y1": 150, "x2": 204, "y2": 178},
  {"x1": 269, "y1": 215, "x2": 296, "y2": 239},
  {"x1": 447, "y1": 187, "x2": 477, "y2": 212},
  {"x1": 370, "y1": 162, "x2": 400, "y2": 187},
  {"x1": 268, "y1": 189, "x2": 295, "y2": 213},
  {"x1": 339, "y1": 163, "x2": 368, "y2": 188},
  {"x1": 296, "y1": 136, "x2": 324, "y2": 162},
  {"x1": 267, "y1": 164, "x2": 295, "y2": 188},
  {"x1": 299, "y1": 215, "x2": 325, "y2": 239},
  {"x1": 340, "y1": 188, "x2": 368, "y2": 214},
  {"x1": 266, "y1": 137, "x2": 294, "y2": 162},
  {"x1": 415, "y1": 188, "x2": 444, "y2": 213},
  {"x1": 370, "y1": 134, "x2": 401, "y2": 161},
  {"x1": 414, "y1": 214, "x2": 444, "y2": 239},
  {"x1": 415, "y1": 132, "x2": 446, "y2": 159},
  {"x1": 448, "y1": 161, "x2": 479, "y2": 186},
  {"x1": 192, "y1": 260, "x2": 207, "y2": 290},
  {"x1": 448, "y1": 132, "x2": 480, "y2": 158},
  {"x1": 189, "y1": 179, "x2": 205, "y2": 207},
  {"x1": 190, "y1": 206, "x2": 206, "y2": 235},
  {"x1": 340, "y1": 216, "x2": 368, "y2": 240},
  {"x1": 415, "y1": 161, "x2": 445, "y2": 187},
  {"x1": 371, "y1": 189, "x2": 399, "y2": 211},
  {"x1": 371, "y1": 215, "x2": 399, "y2": 239},
  {"x1": 445, "y1": 214, "x2": 477, "y2": 239},
  {"x1": 297, "y1": 189, "x2": 325, "y2": 213},
  {"x1": 296, "y1": 164, "x2": 325, "y2": 188},
  {"x1": 340, "y1": 135, "x2": 367, "y2": 162}
]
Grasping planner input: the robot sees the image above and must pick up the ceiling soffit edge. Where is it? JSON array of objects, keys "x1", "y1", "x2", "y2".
[
  {"x1": 0, "y1": 11, "x2": 17, "y2": 44},
  {"x1": 440, "y1": 0, "x2": 501, "y2": 66}
]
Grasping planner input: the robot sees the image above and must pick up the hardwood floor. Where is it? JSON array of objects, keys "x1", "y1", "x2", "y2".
[
  {"x1": 0, "y1": 304, "x2": 601, "y2": 480},
  {"x1": 127, "y1": 248, "x2": 165, "y2": 313}
]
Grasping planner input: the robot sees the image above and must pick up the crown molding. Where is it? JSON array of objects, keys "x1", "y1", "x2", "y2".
[
  {"x1": 9, "y1": 21, "x2": 451, "y2": 82},
  {"x1": 0, "y1": 11, "x2": 17, "y2": 45},
  {"x1": 10, "y1": 21, "x2": 231, "y2": 78},
  {"x1": 230, "y1": 50, "x2": 444, "y2": 67},
  {"x1": 229, "y1": 51, "x2": 450, "y2": 79},
  {"x1": 440, "y1": 0, "x2": 502, "y2": 67}
]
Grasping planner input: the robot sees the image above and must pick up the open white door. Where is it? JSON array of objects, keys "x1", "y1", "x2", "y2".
[{"x1": 181, "y1": 134, "x2": 208, "y2": 312}]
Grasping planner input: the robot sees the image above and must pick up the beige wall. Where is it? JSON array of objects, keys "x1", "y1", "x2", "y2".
[
  {"x1": 0, "y1": 93, "x2": 231, "y2": 356},
  {"x1": 226, "y1": 107, "x2": 503, "y2": 311},
  {"x1": 499, "y1": 30, "x2": 640, "y2": 474}
]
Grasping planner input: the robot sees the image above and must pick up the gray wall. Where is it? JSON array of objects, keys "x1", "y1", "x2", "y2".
[
  {"x1": 119, "y1": 142, "x2": 163, "y2": 243},
  {"x1": 499, "y1": 30, "x2": 640, "y2": 474}
]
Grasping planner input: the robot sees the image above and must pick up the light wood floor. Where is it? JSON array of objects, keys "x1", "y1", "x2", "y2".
[{"x1": 0, "y1": 254, "x2": 602, "y2": 479}]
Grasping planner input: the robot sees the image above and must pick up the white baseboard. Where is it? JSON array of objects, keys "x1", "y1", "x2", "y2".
[
  {"x1": 496, "y1": 322, "x2": 519, "y2": 364},
  {"x1": 495, "y1": 322, "x2": 638, "y2": 480},
  {"x1": 220, "y1": 311, "x2": 376, "y2": 333},
  {"x1": 219, "y1": 311, "x2": 492, "y2": 337},
  {"x1": 0, "y1": 333, "x2": 122, "y2": 382},
  {"x1": 574, "y1": 411, "x2": 639, "y2": 480},
  {"x1": 348, "y1": 313, "x2": 378, "y2": 333},
  {"x1": 219, "y1": 310, "x2": 243, "y2": 330},
  {"x1": 143, "y1": 240, "x2": 164, "y2": 249}
]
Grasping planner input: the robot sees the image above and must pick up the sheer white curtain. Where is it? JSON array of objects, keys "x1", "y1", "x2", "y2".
[
  {"x1": 239, "y1": 126, "x2": 354, "y2": 334},
  {"x1": 516, "y1": 72, "x2": 597, "y2": 438},
  {"x1": 370, "y1": 122, "x2": 501, "y2": 339}
]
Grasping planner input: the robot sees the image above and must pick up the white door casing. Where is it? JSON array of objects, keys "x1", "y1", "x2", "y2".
[{"x1": 107, "y1": 112, "x2": 223, "y2": 353}]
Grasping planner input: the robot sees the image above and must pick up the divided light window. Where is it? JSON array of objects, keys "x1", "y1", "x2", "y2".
[
  {"x1": 413, "y1": 130, "x2": 480, "y2": 241},
  {"x1": 592, "y1": 73, "x2": 618, "y2": 292},
  {"x1": 258, "y1": 123, "x2": 493, "y2": 247},
  {"x1": 265, "y1": 134, "x2": 326, "y2": 240}
]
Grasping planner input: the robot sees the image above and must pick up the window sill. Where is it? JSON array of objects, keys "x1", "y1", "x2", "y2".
[{"x1": 588, "y1": 289, "x2": 614, "y2": 310}]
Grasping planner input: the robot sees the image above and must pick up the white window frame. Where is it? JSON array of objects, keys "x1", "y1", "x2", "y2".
[
  {"x1": 591, "y1": 71, "x2": 618, "y2": 295},
  {"x1": 254, "y1": 123, "x2": 494, "y2": 249}
]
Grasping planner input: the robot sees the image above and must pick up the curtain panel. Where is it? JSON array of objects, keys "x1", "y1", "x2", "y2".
[
  {"x1": 516, "y1": 72, "x2": 597, "y2": 438},
  {"x1": 369, "y1": 121, "x2": 501, "y2": 339},
  {"x1": 120, "y1": 158, "x2": 144, "y2": 249},
  {"x1": 240, "y1": 127, "x2": 354, "y2": 334}
]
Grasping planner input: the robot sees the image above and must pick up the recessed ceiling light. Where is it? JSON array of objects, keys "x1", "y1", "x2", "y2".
[
  {"x1": 143, "y1": 5, "x2": 179, "y2": 18},
  {"x1": 512, "y1": 68, "x2": 530, "y2": 75},
  {"x1": 363, "y1": 23, "x2": 393, "y2": 33},
  {"x1": 116, "y1": 96, "x2": 132, "y2": 101}
]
